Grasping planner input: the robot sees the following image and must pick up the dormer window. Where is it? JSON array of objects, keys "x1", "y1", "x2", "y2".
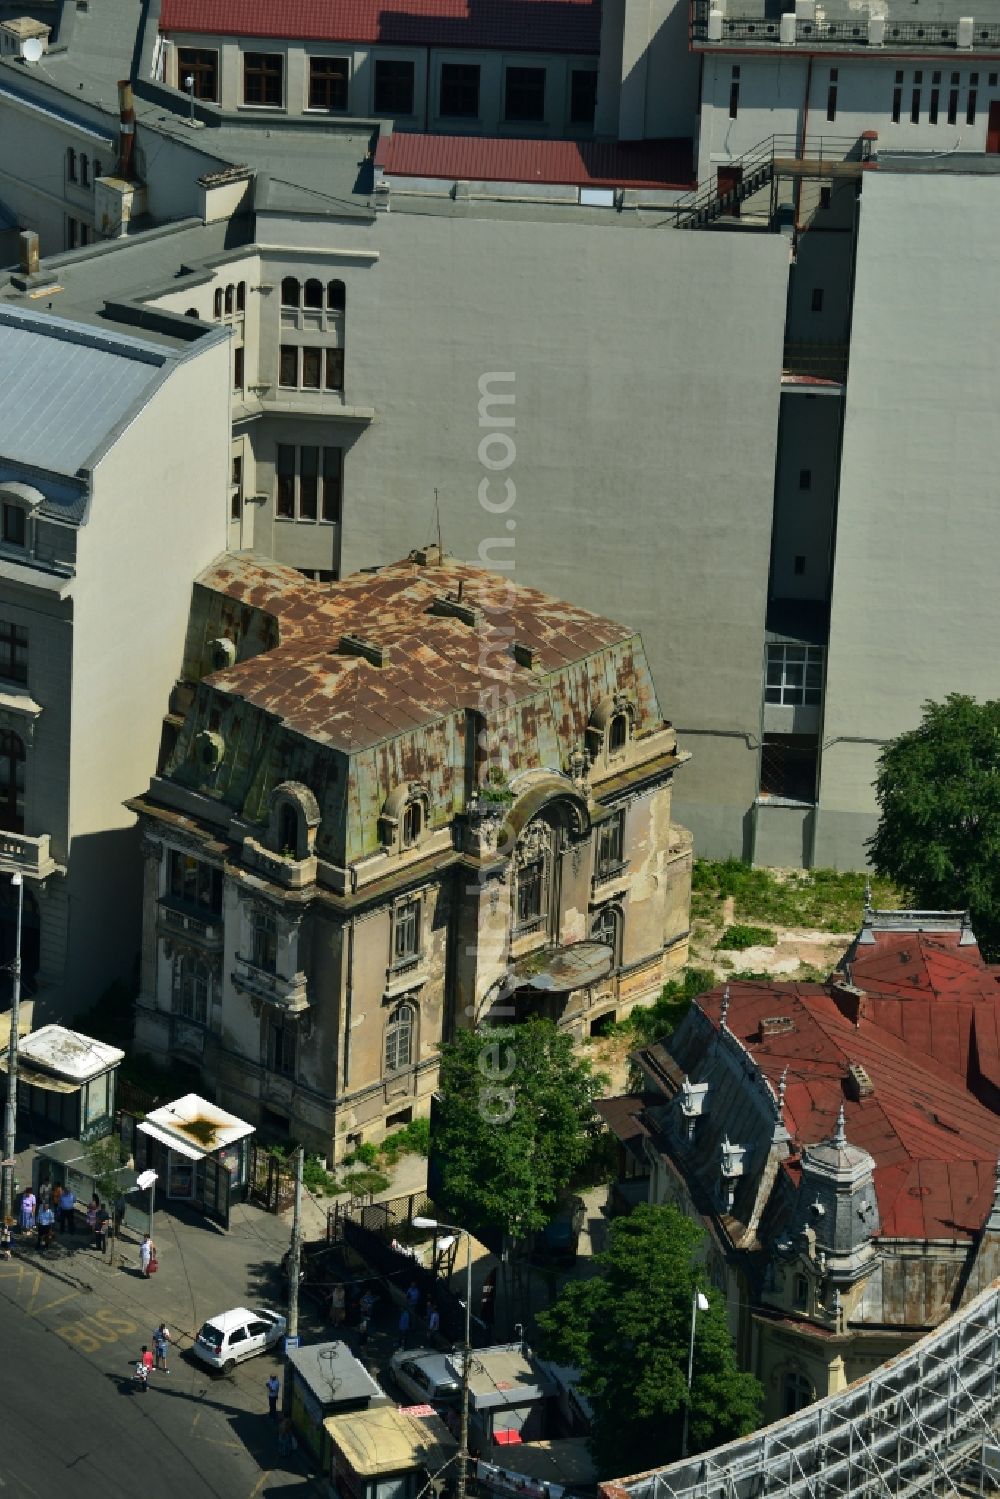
[
  {"x1": 2, "y1": 503, "x2": 25, "y2": 548},
  {"x1": 402, "y1": 799, "x2": 422, "y2": 848},
  {"x1": 278, "y1": 803, "x2": 298, "y2": 856},
  {"x1": 609, "y1": 712, "x2": 628, "y2": 753}
]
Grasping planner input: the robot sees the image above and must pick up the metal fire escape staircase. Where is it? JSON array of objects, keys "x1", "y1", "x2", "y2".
[{"x1": 671, "y1": 133, "x2": 873, "y2": 229}]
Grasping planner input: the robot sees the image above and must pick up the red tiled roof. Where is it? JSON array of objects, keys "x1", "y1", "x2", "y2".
[
  {"x1": 374, "y1": 132, "x2": 696, "y2": 189},
  {"x1": 847, "y1": 930, "x2": 1000, "y2": 1003},
  {"x1": 159, "y1": 0, "x2": 601, "y2": 52},
  {"x1": 696, "y1": 973, "x2": 1000, "y2": 1241}
]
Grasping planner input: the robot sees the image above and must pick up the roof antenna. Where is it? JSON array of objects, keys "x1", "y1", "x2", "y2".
[{"x1": 434, "y1": 487, "x2": 443, "y2": 563}]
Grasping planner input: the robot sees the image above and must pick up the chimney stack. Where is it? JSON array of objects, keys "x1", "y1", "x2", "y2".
[
  {"x1": 18, "y1": 230, "x2": 39, "y2": 276},
  {"x1": 117, "y1": 80, "x2": 136, "y2": 181}
]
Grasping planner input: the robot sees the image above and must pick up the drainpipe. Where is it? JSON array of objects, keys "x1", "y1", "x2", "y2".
[
  {"x1": 117, "y1": 79, "x2": 136, "y2": 181},
  {"x1": 794, "y1": 54, "x2": 813, "y2": 234},
  {"x1": 342, "y1": 915, "x2": 354, "y2": 1091}
]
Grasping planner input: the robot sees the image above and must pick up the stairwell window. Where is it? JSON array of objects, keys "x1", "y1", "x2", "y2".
[
  {"x1": 892, "y1": 71, "x2": 903, "y2": 123},
  {"x1": 0, "y1": 623, "x2": 27, "y2": 686},
  {"x1": 826, "y1": 68, "x2": 838, "y2": 123},
  {"x1": 948, "y1": 74, "x2": 959, "y2": 125},
  {"x1": 231, "y1": 454, "x2": 243, "y2": 522},
  {"x1": 765, "y1": 643, "x2": 823, "y2": 706},
  {"x1": 930, "y1": 74, "x2": 940, "y2": 124},
  {"x1": 233, "y1": 345, "x2": 244, "y2": 392},
  {"x1": 967, "y1": 73, "x2": 978, "y2": 125},
  {"x1": 911, "y1": 72, "x2": 922, "y2": 123},
  {"x1": 729, "y1": 65, "x2": 740, "y2": 120}
]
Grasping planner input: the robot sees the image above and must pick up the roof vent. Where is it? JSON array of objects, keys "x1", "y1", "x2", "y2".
[
  {"x1": 846, "y1": 1063, "x2": 875, "y2": 1100},
  {"x1": 410, "y1": 543, "x2": 443, "y2": 567},
  {"x1": 512, "y1": 642, "x2": 540, "y2": 669},
  {"x1": 758, "y1": 1015, "x2": 796, "y2": 1040},
  {"x1": 431, "y1": 593, "x2": 484, "y2": 628},
  {"x1": 339, "y1": 633, "x2": 390, "y2": 668}
]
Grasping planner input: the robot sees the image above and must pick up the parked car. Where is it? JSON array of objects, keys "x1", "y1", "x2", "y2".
[
  {"x1": 390, "y1": 1347, "x2": 462, "y2": 1407},
  {"x1": 192, "y1": 1307, "x2": 287, "y2": 1373}
]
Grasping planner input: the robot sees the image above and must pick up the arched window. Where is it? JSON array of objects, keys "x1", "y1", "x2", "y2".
[
  {"x1": 80, "y1": 153, "x2": 89, "y2": 187},
  {"x1": 224, "y1": 283, "x2": 234, "y2": 315},
  {"x1": 608, "y1": 711, "x2": 628, "y2": 752},
  {"x1": 401, "y1": 799, "x2": 422, "y2": 848},
  {"x1": 236, "y1": 281, "x2": 246, "y2": 312},
  {"x1": 782, "y1": 1373, "x2": 813, "y2": 1417},
  {"x1": 304, "y1": 278, "x2": 324, "y2": 309},
  {"x1": 172, "y1": 953, "x2": 210, "y2": 1025},
  {"x1": 278, "y1": 803, "x2": 298, "y2": 856},
  {"x1": 327, "y1": 280, "x2": 346, "y2": 312},
  {"x1": 0, "y1": 730, "x2": 25, "y2": 833},
  {"x1": 281, "y1": 277, "x2": 300, "y2": 308},
  {"x1": 214, "y1": 287, "x2": 223, "y2": 319},
  {"x1": 67, "y1": 148, "x2": 77, "y2": 182},
  {"x1": 385, "y1": 1001, "x2": 414, "y2": 1073},
  {"x1": 184, "y1": 307, "x2": 199, "y2": 319},
  {"x1": 591, "y1": 904, "x2": 621, "y2": 964}
]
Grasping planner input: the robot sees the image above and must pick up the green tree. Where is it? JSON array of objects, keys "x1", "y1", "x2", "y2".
[
  {"x1": 86, "y1": 1135, "x2": 127, "y2": 1260},
  {"x1": 434, "y1": 1018, "x2": 606, "y2": 1243},
  {"x1": 537, "y1": 1203, "x2": 762, "y2": 1479},
  {"x1": 867, "y1": 694, "x2": 1000, "y2": 955}
]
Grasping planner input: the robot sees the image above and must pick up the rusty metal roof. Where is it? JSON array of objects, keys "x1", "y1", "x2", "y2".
[
  {"x1": 197, "y1": 553, "x2": 645, "y2": 752},
  {"x1": 374, "y1": 133, "x2": 696, "y2": 190}
]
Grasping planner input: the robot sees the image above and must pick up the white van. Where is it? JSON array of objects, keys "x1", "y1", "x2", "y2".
[{"x1": 192, "y1": 1306, "x2": 287, "y2": 1373}]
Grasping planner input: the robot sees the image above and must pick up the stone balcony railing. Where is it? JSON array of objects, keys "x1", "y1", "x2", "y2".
[
  {"x1": 0, "y1": 830, "x2": 63, "y2": 879},
  {"x1": 157, "y1": 901, "x2": 224, "y2": 948},
  {"x1": 231, "y1": 952, "x2": 310, "y2": 1013},
  {"x1": 242, "y1": 836, "x2": 318, "y2": 889}
]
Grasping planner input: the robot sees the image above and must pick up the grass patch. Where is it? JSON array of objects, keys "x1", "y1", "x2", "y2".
[
  {"x1": 344, "y1": 1169, "x2": 391, "y2": 1198},
  {"x1": 718, "y1": 923, "x2": 776, "y2": 951},
  {"x1": 692, "y1": 859, "x2": 901, "y2": 933},
  {"x1": 304, "y1": 1154, "x2": 345, "y2": 1197}
]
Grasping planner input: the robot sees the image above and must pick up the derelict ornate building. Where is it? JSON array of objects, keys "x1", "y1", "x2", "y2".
[
  {"x1": 130, "y1": 548, "x2": 692, "y2": 1159},
  {"x1": 626, "y1": 910, "x2": 1000, "y2": 1423}
]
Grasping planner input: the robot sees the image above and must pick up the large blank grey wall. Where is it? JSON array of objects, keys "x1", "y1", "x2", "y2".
[
  {"x1": 340, "y1": 210, "x2": 789, "y2": 856},
  {"x1": 818, "y1": 172, "x2": 1000, "y2": 867}
]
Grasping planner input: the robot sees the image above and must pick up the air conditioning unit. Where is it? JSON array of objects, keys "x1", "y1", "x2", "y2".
[
  {"x1": 780, "y1": 11, "x2": 796, "y2": 43},
  {"x1": 707, "y1": 7, "x2": 724, "y2": 38},
  {"x1": 868, "y1": 16, "x2": 885, "y2": 44},
  {"x1": 957, "y1": 14, "x2": 974, "y2": 47}
]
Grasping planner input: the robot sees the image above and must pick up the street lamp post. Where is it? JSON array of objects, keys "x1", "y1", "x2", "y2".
[
  {"x1": 1, "y1": 870, "x2": 24, "y2": 1225},
  {"x1": 680, "y1": 1288, "x2": 710, "y2": 1460},
  {"x1": 414, "y1": 1215, "x2": 472, "y2": 1499}
]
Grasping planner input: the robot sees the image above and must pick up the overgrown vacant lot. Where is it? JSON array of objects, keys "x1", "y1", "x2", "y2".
[{"x1": 691, "y1": 859, "x2": 902, "y2": 933}]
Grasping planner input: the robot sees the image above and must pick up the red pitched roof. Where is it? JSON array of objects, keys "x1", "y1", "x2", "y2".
[
  {"x1": 697, "y1": 974, "x2": 1000, "y2": 1241},
  {"x1": 159, "y1": 0, "x2": 601, "y2": 52},
  {"x1": 375, "y1": 132, "x2": 695, "y2": 189}
]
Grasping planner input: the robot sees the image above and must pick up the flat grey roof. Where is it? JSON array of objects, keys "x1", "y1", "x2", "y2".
[
  {"x1": 0, "y1": 305, "x2": 173, "y2": 475},
  {"x1": 288, "y1": 1339, "x2": 389, "y2": 1406}
]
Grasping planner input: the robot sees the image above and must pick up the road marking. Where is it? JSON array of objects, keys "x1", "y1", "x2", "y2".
[{"x1": 246, "y1": 1471, "x2": 272, "y2": 1497}]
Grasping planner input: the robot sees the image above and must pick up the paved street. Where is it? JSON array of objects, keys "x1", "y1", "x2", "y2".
[{"x1": 0, "y1": 1194, "x2": 324, "y2": 1499}]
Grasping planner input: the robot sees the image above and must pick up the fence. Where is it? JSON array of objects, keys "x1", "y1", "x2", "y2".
[{"x1": 248, "y1": 1144, "x2": 297, "y2": 1213}]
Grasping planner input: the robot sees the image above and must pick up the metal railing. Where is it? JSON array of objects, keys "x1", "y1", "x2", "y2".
[
  {"x1": 670, "y1": 132, "x2": 859, "y2": 228},
  {"x1": 782, "y1": 340, "x2": 849, "y2": 381},
  {"x1": 693, "y1": 0, "x2": 1000, "y2": 47}
]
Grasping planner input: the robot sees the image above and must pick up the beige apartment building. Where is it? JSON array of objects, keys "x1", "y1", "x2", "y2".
[
  {"x1": 0, "y1": 296, "x2": 230, "y2": 1022},
  {"x1": 129, "y1": 549, "x2": 692, "y2": 1156}
]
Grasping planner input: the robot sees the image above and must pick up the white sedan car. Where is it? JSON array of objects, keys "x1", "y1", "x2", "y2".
[{"x1": 192, "y1": 1306, "x2": 287, "y2": 1373}]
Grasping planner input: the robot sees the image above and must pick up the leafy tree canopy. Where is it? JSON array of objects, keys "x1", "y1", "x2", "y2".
[
  {"x1": 537, "y1": 1203, "x2": 762, "y2": 1479},
  {"x1": 867, "y1": 694, "x2": 1000, "y2": 955},
  {"x1": 435, "y1": 1018, "x2": 606, "y2": 1242}
]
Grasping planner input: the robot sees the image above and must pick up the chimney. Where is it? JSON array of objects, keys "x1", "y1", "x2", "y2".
[
  {"x1": 117, "y1": 79, "x2": 136, "y2": 181},
  {"x1": 18, "y1": 230, "x2": 39, "y2": 276},
  {"x1": 758, "y1": 1015, "x2": 796, "y2": 1040},
  {"x1": 831, "y1": 980, "x2": 868, "y2": 1027},
  {"x1": 338, "y1": 633, "x2": 390, "y2": 667},
  {"x1": 845, "y1": 1063, "x2": 875, "y2": 1100}
]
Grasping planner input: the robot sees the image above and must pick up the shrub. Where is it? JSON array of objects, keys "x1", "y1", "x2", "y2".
[
  {"x1": 303, "y1": 1154, "x2": 343, "y2": 1196},
  {"x1": 380, "y1": 1117, "x2": 431, "y2": 1164},
  {"x1": 344, "y1": 1169, "x2": 391, "y2": 1198},
  {"x1": 344, "y1": 1142, "x2": 379, "y2": 1167},
  {"x1": 620, "y1": 967, "x2": 716, "y2": 1046},
  {"x1": 717, "y1": 923, "x2": 776, "y2": 951}
]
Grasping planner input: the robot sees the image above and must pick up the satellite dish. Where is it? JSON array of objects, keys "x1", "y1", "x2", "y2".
[{"x1": 21, "y1": 37, "x2": 45, "y2": 63}]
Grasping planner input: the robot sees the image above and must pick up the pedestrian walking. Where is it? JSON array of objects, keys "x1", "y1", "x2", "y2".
[
  {"x1": 140, "y1": 1344, "x2": 155, "y2": 1375},
  {"x1": 397, "y1": 1306, "x2": 411, "y2": 1350},
  {"x1": 405, "y1": 1280, "x2": 421, "y2": 1314},
  {"x1": 277, "y1": 1416, "x2": 295, "y2": 1458},
  {"x1": 330, "y1": 1283, "x2": 346, "y2": 1326},
  {"x1": 19, "y1": 1189, "x2": 35, "y2": 1234},
  {"x1": 153, "y1": 1323, "x2": 172, "y2": 1372},
  {"x1": 133, "y1": 1359, "x2": 149, "y2": 1395},
  {"x1": 95, "y1": 1204, "x2": 110, "y2": 1254},
  {"x1": 50, "y1": 1182, "x2": 63, "y2": 1219},
  {"x1": 266, "y1": 1373, "x2": 280, "y2": 1418},
  {"x1": 1, "y1": 1220, "x2": 12, "y2": 1259},
  {"x1": 139, "y1": 1233, "x2": 154, "y2": 1277},
  {"x1": 357, "y1": 1312, "x2": 370, "y2": 1349},
  {"x1": 85, "y1": 1196, "x2": 98, "y2": 1238},
  {"x1": 427, "y1": 1301, "x2": 440, "y2": 1340},
  {"x1": 59, "y1": 1185, "x2": 76, "y2": 1234},
  {"x1": 36, "y1": 1203, "x2": 55, "y2": 1251}
]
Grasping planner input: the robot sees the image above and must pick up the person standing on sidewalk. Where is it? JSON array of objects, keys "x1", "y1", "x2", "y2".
[
  {"x1": 59, "y1": 1185, "x2": 76, "y2": 1235},
  {"x1": 397, "y1": 1306, "x2": 411, "y2": 1350},
  {"x1": 36, "y1": 1202, "x2": 55, "y2": 1251},
  {"x1": 95, "y1": 1203, "x2": 110, "y2": 1254},
  {"x1": 139, "y1": 1233, "x2": 155, "y2": 1277},
  {"x1": 19, "y1": 1188, "x2": 35, "y2": 1234},
  {"x1": 153, "y1": 1324, "x2": 172, "y2": 1372},
  {"x1": 266, "y1": 1373, "x2": 280, "y2": 1418}
]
